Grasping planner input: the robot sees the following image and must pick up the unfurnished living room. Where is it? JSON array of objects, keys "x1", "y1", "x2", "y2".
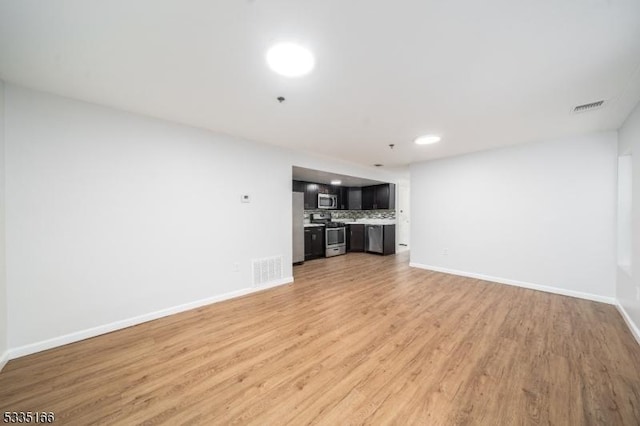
[{"x1": 0, "y1": 1, "x2": 639, "y2": 425}]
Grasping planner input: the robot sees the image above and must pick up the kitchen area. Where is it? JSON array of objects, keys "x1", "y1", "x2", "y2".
[{"x1": 292, "y1": 166, "x2": 399, "y2": 265}]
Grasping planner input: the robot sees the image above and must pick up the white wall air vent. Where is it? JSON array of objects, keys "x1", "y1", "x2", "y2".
[
  {"x1": 252, "y1": 255, "x2": 284, "y2": 287},
  {"x1": 573, "y1": 100, "x2": 605, "y2": 113}
]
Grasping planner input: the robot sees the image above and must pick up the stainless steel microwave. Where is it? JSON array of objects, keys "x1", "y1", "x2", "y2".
[{"x1": 318, "y1": 193, "x2": 337, "y2": 209}]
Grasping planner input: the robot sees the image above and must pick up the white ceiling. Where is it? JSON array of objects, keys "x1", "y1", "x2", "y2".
[{"x1": 1, "y1": 0, "x2": 639, "y2": 167}]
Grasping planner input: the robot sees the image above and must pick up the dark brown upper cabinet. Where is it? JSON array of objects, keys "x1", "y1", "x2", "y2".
[
  {"x1": 293, "y1": 180, "x2": 395, "y2": 210},
  {"x1": 361, "y1": 183, "x2": 395, "y2": 210}
]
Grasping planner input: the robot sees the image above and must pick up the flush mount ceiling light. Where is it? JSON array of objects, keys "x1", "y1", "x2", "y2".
[
  {"x1": 266, "y1": 43, "x2": 315, "y2": 77},
  {"x1": 330, "y1": 180, "x2": 342, "y2": 185},
  {"x1": 414, "y1": 135, "x2": 441, "y2": 145}
]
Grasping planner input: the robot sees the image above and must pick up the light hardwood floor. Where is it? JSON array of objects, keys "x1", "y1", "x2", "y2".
[{"x1": 1, "y1": 252, "x2": 639, "y2": 425}]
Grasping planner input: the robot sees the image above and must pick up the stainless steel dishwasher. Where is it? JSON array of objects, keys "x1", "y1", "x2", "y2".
[{"x1": 365, "y1": 225, "x2": 384, "y2": 254}]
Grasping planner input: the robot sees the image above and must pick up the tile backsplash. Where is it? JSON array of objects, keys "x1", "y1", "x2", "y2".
[{"x1": 304, "y1": 209, "x2": 396, "y2": 220}]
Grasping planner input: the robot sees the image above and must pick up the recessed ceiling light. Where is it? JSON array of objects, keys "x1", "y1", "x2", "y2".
[
  {"x1": 266, "y1": 43, "x2": 315, "y2": 77},
  {"x1": 414, "y1": 135, "x2": 441, "y2": 145},
  {"x1": 330, "y1": 180, "x2": 342, "y2": 185}
]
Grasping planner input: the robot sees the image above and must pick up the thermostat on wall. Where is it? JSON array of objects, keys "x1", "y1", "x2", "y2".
[{"x1": 241, "y1": 194, "x2": 251, "y2": 203}]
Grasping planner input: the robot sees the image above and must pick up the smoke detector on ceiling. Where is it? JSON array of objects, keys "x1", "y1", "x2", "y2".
[{"x1": 572, "y1": 100, "x2": 605, "y2": 113}]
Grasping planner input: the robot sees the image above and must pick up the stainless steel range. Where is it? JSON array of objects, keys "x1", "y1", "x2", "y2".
[{"x1": 311, "y1": 213, "x2": 346, "y2": 257}]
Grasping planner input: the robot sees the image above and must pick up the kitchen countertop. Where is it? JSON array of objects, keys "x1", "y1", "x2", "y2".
[
  {"x1": 304, "y1": 220, "x2": 396, "y2": 227},
  {"x1": 334, "y1": 219, "x2": 397, "y2": 225}
]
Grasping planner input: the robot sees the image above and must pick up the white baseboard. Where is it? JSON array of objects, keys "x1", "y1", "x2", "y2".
[
  {"x1": 8, "y1": 277, "x2": 293, "y2": 360},
  {"x1": 257, "y1": 276, "x2": 294, "y2": 290},
  {"x1": 615, "y1": 301, "x2": 640, "y2": 346},
  {"x1": 409, "y1": 262, "x2": 616, "y2": 305},
  {"x1": 0, "y1": 350, "x2": 8, "y2": 372}
]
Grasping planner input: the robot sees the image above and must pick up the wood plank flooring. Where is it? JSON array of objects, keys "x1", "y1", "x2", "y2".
[{"x1": 1, "y1": 252, "x2": 639, "y2": 425}]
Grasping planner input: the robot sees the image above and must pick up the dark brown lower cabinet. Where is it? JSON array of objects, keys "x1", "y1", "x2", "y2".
[
  {"x1": 347, "y1": 224, "x2": 365, "y2": 252},
  {"x1": 304, "y1": 227, "x2": 325, "y2": 260}
]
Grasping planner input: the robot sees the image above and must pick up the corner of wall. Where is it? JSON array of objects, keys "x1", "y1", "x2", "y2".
[
  {"x1": 615, "y1": 301, "x2": 640, "y2": 346},
  {"x1": 0, "y1": 79, "x2": 7, "y2": 371},
  {"x1": 616, "y1": 99, "x2": 640, "y2": 347}
]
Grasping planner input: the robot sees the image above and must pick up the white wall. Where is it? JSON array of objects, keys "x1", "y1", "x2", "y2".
[
  {"x1": 410, "y1": 132, "x2": 618, "y2": 302},
  {"x1": 617, "y1": 156, "x2": 632, "y2": 269},
  {"x1": 3, "y1": 84, "x2": 398, "y2": 356},
  {"x1": 3, "y1": 85, "x2": 286, "y2": 351},
  {"x1": 618, "y1": 101, "x2": 640, "y2": 339},
  {"x1": 0, "y1": 80, "x2": 7, "y2": 369}
]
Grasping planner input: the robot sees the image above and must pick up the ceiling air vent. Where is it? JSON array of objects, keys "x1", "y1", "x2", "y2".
[{"x1": 573, "y1": 100, "x2": 605, "y2": 113}]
